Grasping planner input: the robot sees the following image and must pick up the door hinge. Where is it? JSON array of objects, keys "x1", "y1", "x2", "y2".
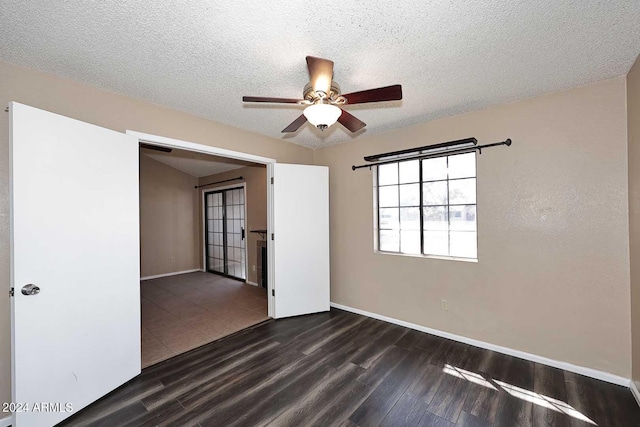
[
  {"x1": 272, "y1": 289, "x2": 275, "y2": 297},
  {"x1": 9, "y1": 287, "x2": 14, "y2": 297},
  {"x1": 271, "y1": 177, "x2": 274, "y2": 184},
  {"x1": 271, "y1": 233, "x2": 274, "y2": 240}
]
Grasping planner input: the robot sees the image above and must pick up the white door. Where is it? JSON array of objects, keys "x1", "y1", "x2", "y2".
[
  {"x1": 10, "y1": 103, "x2": 141, "y2": 427},
  {"x1": 273, "y1": 164, "x2": 330, "y2": 318}
]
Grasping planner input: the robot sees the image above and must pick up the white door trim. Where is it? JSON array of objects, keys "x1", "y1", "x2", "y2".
[
  {"x1": 127, "y1": 130, "x2": 275, "y2": 318},
  {"x1": 201, "y1": 182, "x2": 249, "y2": 283}
]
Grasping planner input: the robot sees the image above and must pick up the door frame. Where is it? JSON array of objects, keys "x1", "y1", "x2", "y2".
[
  {"x1": 127, "y1": 130, "x2": 275, "y2": 318},
  {"x1": 201, "y1": 183, "x2": 249, "y2": 284}
]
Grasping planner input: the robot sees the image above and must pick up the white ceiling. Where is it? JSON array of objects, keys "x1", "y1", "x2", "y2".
[
  {"x1": 1, "y1": 1, "x2": 639, "y2": 149},
  {"x1": 142, "y1": 148, "x2": 255, "y2": 178}
]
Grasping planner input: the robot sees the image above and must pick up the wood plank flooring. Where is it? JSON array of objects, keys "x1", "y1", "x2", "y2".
[{"x1": 57, "y1": 309, "x2": 640, "y2": 427}]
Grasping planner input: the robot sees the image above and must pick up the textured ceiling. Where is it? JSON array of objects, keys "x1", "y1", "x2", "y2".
[
  {"x1": 142, "y1": 148, "x2": 255, "y2": 178},
  {"x1": 1, "y1": 1, "x2": 639, "y2": 149}
]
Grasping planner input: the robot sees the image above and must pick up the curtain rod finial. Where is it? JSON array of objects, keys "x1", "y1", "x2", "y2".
[{"x1": 505, "y1": 138, "x2": 512, "y2": 146}]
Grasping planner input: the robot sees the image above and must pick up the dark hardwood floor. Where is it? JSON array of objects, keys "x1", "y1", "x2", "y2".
[{"x1": 58, "y1": 309, "x2": 640, "y2": 427}]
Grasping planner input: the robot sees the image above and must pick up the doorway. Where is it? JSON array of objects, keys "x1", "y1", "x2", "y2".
[
  {"x1": 204, "y1": 186, "x2": 247, "y2": 280},
  {"x1": 138, "y1": 143, "x2": 269, "y2": 367},
  {"x1": 130, "y1": 129, "x2": 277, "y2": 318}
]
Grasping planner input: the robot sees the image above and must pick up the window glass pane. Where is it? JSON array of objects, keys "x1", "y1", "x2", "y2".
[
  {"x1": 422, "y1": 157, "x2": 447, "y2": 181},
  {"x1": 423, "y1": 181, "x2": 447, "y2": 205},
  {"x1": 423, "y1": 231, "x2": 449, "y2": 256},
  {"x1": 379, "y1": 230, "x2": 399, "y2": 252},
  {"x1": 399, "y1": 160, "x2": 419, "y2": 184},
  {"x1": 449, "y1": 205, "x2": 476, "y2": 231},
  {"x1": 423, "y1": 206, "x2": 448, "y2": 230},
  {"x1": 399, "y1": 184, "x2": 419, "y2": 206},
  {"x1": 448, "y1": 152, "x2": 476, "y2": 179},
  {"x1": 379, "y1": 208, "x2": 399, "y2": 229},
  {"x1": 377, "y1": 156, "x2": 477, "y2": 259},
  {"x1": 449, "y1": 178, "x2": 476, "y2": 204},
  {"x1": 400, "y1": 207, "x2": 420, "y2": 230},
  {"x1": 450, "y1": 231, "x2": 477, "y2": 258},
  {"x1": 378, "y1": 163, "x2": 398, "y2": 186},
  {"x1": 401, "y1": 230, "x2": 420, "y2": 254},
  {"x1": 379, "y1": 185, "x2": 399, "y2": 207}
]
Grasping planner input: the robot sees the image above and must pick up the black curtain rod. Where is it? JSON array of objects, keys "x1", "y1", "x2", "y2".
[
  {"x1": 352, "y1": 139, "x2": 512, "y2": 171},
  {"x1": 195, "y1": 176, "x2": 243, "y2": 189},
  {"x1": 364, "y1": 137, "x2": 477, "y2": 162}
]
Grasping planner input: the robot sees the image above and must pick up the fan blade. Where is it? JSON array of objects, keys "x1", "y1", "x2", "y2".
[
  {"x1": 306, "y1": 56, "x2": 334, "y2": 95},
  {"x1": 338, "y1": 110, "x2": 366, "y2": 132},
  {"x1": 281, "y1": 114, "x2": 308, "y2": 133},
  {"x1": 342, "y1": 84, "x2": 403, "y2": 104},
  {"x1": 243, "y1": 96, "x2": 302, "y2": 104}
]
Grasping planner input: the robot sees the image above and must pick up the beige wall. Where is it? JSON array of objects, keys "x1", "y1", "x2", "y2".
[
  {"x1": 629, "y1": 55, "x2": 640, "y2": 389},
  {"x1": 197, "y1": 166, "x2": 268, "y2": 284},
  {"x1": 0, "y1": 61, "x2": 312, "y2": 407},
  {"x1": 314, "y1": 77, "x2": 632, "y2": 377},
  {"x1": 140, "y1": 155, "x2": 200, "y2": 277}
]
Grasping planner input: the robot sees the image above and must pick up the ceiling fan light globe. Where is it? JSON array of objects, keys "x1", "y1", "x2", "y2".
[{"x1": 303, "y1": 104, "x2": 341, "y2": 129}]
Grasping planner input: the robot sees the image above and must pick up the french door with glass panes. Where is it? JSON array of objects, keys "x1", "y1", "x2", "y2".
[{"x1": 205, "y1": 187, "x2": 247, "y2": 280}]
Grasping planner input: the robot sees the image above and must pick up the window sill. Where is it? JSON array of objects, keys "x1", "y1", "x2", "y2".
[{"x1": 374, "y1": 250, "x2": 478, "y2": 263}]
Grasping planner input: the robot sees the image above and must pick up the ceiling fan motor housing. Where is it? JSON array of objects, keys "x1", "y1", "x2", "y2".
[{"x1": 303, "y1": 82, "x2": 345, "y2": 105}]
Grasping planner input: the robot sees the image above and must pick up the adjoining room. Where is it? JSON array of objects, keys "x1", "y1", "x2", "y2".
[{"x1": 139, "y1": 146, "x2": 269, "y2": 367}]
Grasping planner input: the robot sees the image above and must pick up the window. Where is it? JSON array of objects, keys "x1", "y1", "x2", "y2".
[{"x1": 376, "y1": 152, "x2": 477, "y2": 259}]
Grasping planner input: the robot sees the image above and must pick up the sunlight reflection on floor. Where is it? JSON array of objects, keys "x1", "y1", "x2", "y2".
[{"x1": 443, "y1": 364, "x2": 597, "y2": 425}]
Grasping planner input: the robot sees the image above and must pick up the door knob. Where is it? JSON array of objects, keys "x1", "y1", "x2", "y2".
[{"x1": 21, "y1": 284, "x2": 40, "y2": 296}]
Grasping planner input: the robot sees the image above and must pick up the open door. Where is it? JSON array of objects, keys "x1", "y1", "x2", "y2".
[
  {"x1": 273, "y1": 163, "x2": 330, "y2": 318},
  {"x1": 10, "y1": 103, "x2": 141, "y2": 427}
]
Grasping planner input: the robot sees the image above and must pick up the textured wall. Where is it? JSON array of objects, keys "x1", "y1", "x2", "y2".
[
  {"x1": 314, "y1": 77, "x2": 632, "y2": 377},
  {"x1": 197, "y1": 166, "x2": 267, "y2": 284},
  {"x1": 629, "y1": 55, "x2": 640, "y2": 389},
  {"x1": 0, "y1": 61, "x2": 312, "y2": 409},
  {"x1": 140, "y1": 155, "x2": 199, "y2": 277}
]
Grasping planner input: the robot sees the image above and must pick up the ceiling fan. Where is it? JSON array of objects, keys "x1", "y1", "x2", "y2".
[{"x1": 242, "y1": 56, "x2": 403, "y2": 133}]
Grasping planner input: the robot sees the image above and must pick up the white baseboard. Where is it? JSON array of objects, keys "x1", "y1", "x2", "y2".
[
  {"x1": 0, "y1": 415, "x2": 12, "y2": 427},
  {"x1": 330, "y1": 302, "x2": 630, "y2": 387},
  {"x1": 140, "y1": 269, "x2": 201, "y2": 281},
  {"x1": 246, "y1": 280, "x2": 259, "y2": 287},
  {"x1": 631, "y1": 380, "x2": 640, "y2": 408}
]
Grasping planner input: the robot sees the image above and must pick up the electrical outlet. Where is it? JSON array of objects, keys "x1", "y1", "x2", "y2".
[{"x1": 441, "y1": 299, "x2": 448, "y2": 311}]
